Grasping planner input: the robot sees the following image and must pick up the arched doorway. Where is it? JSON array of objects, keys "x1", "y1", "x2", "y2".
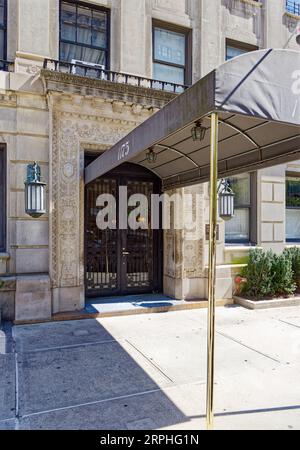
[{"x1": 85, "y1": 158, "x2": 163, "y2": 298}]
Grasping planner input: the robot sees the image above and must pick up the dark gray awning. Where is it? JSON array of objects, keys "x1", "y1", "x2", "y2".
[{"x1": 85, "y1": 49, "x2": 300, "y2": 190}]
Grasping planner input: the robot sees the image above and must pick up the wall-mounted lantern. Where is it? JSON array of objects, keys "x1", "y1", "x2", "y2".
[
  {"x1": 24, "y1": 162, "x2": 46, "y2": 218},
  {"x1": 146, "y1": 147, "x2": 157, "y2": 164},
  {"x1": 218, "y1": 179, "x2": 235, "y2": 221},
  {"x1": 191, "y1": 120, "x2": 207, "y2": 142}
]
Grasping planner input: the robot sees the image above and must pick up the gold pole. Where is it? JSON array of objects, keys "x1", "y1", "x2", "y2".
[{"x1": 206, "y1": 112, "x2": 219, "y2": 431}]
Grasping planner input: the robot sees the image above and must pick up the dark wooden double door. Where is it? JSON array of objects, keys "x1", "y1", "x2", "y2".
[{"x1": 85, "y1": 163, "x2": 162, "y2": 298}]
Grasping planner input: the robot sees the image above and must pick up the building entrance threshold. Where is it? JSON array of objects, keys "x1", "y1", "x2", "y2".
[
  {"x1": 14, "y1": 295, "x2": 233, "y2": 325},
  {"x1": 51, "y1": 294, "x2": 233, "y2": 323}
]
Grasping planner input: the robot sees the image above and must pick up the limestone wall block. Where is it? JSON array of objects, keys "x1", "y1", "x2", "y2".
[
  {"x1": 15, "y1": 275, "x2": 51, "y2": 322},
  {"x1": 15, "y1": 248, "x2": 49, "y2": 274}
]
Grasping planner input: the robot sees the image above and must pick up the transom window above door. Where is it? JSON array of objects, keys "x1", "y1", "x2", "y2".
[
  {"x1": 153, "y1": 22, "x2": 191, "y2": 91},
  {"x1": 60, "y1": 1, "x2": 110, "y2": 68}
]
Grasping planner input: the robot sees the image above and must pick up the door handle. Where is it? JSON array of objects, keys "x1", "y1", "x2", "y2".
[{"x1": 122, "y1": 251, "x2": 130, "y2": 256}]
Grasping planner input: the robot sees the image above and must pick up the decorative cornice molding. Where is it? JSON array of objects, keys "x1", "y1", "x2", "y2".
[
  {"x1": 56, "y1": 110, "x2": 141, "y2": 127},
  {"x1": 0, "y1": 92, "x2": 17, "y2": 107},
  {"x1": 41, "y1": 69, "x2": 176, "y2": 109}
]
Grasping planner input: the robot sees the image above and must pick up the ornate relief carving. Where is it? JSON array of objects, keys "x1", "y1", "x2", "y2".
[
  {"x1": 50, "y1": 108, "x2": 134, "y2": 291},
  {"x1": 41, "y1": 70, "x2": 176, "y2": 109},
  {"x1": 184, "y1": 240, "x2": 204, "y2": 278},
  {"x1": 164, "y1": 231, "x2": 175, "y2": 278},
  {"x1": 222, "y1": 0, "x2": 262, "y2": 18},
  {"x1": 27, "y1": 65, "x2": 40, "y2": 75},
  {"x1": 0, "y1": 93, "x2": 17, "y2": 108},
  {"x1": 0, "y1": 277, "x2": 16, "y2": 291},
  {"x1": 164, "y1": 186, "x2": 204, "y2": 280},
  {"x1": 283, "y1": 12, "x2": 300, "y2": 33}
]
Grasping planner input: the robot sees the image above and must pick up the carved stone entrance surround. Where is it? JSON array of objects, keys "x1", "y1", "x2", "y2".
[
  {"x1": 44, "y1": 71, "x2": 206, "y2": 313},
  {"x1": 50, "y1": 103, "x2": 142, "y2": 313},
  {"x1": 43, "y1": 70, "x2": 176, "y2": 313}
]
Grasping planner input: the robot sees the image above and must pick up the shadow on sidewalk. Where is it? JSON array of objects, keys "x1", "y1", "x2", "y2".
[{"x1": 12, "y1": 319, "x2": 192, "y2": 430}]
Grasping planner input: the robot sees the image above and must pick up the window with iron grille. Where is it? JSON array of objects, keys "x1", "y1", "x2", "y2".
[
  {"x1": 0, "y1": 0, "x2": 7, "y2": 68},
  {"x1": 0, "y1": 145, "x2": 6, "y2": 252},
  {"x1": 152, "y1": 21, "x2": 192, "y2": 90},
  {"x1": 59, "y1": 1, "x2": 110, "y2": 68}
]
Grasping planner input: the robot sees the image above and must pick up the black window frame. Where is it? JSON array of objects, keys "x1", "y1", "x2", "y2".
[
  {"x1": 225, "y1": 172, "x2": 257, "y2": 246},
  {"x1": 0, "y1": 144, "x2": 6, "y2": 253},
  {"x1": 226, "y1": 38, "x2": 258, "y2": 61},
  {"x1": 152, "y1": 20, "x2": 192, "y2": 86},
  {"x1": 59, "y1": 0, "x2": 110, "y2": 69},
  {"x1": 0, "y1": 0, "x2": 7, "y2": 67},
  {"x1": 286, "y1": 172, "x2": 300, "y2": 243}
]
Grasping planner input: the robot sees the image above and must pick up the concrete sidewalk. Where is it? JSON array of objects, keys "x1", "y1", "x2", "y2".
[{"x1": 1, "y1": 305, "x2": 300, "y2": 430}]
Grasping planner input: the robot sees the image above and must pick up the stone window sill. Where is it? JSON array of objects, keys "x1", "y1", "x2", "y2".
[
  {"x1": 240, "y1": 0, "x2": 262, "y2": 7},
  {"x1": 284, "y1": 11, "x2": 300, "y2": 20},
  {"x1": 224, "y1": 245, "x2": 261, "y2": 252}
]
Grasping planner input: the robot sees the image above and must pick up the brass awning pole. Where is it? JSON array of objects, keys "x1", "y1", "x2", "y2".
[{"x1": 206, "y1": 112, "x2": 219, "y2": 430}]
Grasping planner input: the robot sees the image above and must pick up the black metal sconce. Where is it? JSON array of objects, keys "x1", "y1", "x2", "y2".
[
  {"x1": 218, "y1": 179, "x2": 235, "y2": 221},
  {"x1": 24, "y1": 162, "x2": 46, "y2": 218},
  {"x1": 146, "y1": 147, "x2": 157, "y2": 164},
  {"x1": 191, "y1": 120, "x2": 207, "y2": 142}
]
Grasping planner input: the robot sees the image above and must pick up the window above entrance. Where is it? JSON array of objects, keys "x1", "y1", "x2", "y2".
[
  {"x1": 59, "y1": 1, "x2": 110, "y2": 69},
  {"x1": 152, "y1": 21, "x2": 192, "y2": 92}
]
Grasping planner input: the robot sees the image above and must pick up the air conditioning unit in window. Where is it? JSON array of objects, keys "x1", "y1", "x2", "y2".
[{"x1": 71, "y1": 60, "x2": 107, "y2": 80}]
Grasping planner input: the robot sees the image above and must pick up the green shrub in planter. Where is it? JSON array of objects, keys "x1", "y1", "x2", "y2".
[
  {"x1": 283, "y1": 247, "x2": 300, "y2": 289},
  {"x1": 270, "y1": 253, "x2": 296, "y2": 297},
  {"x1": 241, "y1": 248, "x2": 275, "y2": 299},
  {"x1": 242, "y1": 248, "x2": 297, "y2": 300}
]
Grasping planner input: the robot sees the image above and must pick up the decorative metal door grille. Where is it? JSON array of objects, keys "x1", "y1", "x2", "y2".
[
  {"x1": 125, "y1": 181, "x2": 154, "y2": 289},
  {"x1": 85, "y1": 165, "x2": 162, "y2": 297},
  {"x1": 85, "y1": 178, "x2": 118, "y2": 295}
]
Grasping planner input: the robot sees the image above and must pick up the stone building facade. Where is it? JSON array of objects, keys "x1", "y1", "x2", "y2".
[{"x1": 0, "y1": 0, "x2": 300, "y2": 322}]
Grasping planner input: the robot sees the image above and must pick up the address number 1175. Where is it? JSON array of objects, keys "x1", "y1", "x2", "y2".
[{"x1": 117, "y1": 141, "x2": 130, "y2": 161}]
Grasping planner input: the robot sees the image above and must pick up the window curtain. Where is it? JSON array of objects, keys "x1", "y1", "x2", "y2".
[
  {"x1": 60, "y1": 43, "x2": 105, "y2": 65},
  {"x1": 286, "y1": 209, "x2": 300, "y2": 240},
  {"x1": 225, "y1": 209, "x2": 250, "y2": 242}
]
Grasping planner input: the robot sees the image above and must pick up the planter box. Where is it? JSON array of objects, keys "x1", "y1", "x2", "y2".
[{"x1": 234, "y1": 295, "x2": 300, "y2": 310}]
